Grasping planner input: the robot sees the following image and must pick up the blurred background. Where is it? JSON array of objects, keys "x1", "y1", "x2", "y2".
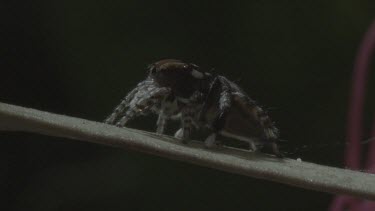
[{"x1": 1, "y1": 0, "x2": 375, "y2": 210}]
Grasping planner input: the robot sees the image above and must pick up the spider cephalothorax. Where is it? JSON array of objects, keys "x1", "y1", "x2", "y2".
[{"x1": 105, "y1": 59, "x2": 283, "y2": 157}]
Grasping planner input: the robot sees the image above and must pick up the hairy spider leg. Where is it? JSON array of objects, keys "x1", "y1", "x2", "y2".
[
  {"x1": 173, "y1": 91, "x2": 205, "y2": 142},
  {"x1": 104, "y1": 87, "x2": 139, "y2": 124},
  {"x1": 104, "y1": 79, "x2": 156, "y2": 124},
  {"x1": 156, "y1": 110, "x2": 168, "y2": 134},
  {"x1": 156, "y1": 95, "x2": 178, "y2": 134},
  {"x1": 115, "y1": 86, "x2": 171, "y2": 127},
  {"x1": 174, "y1": 105, "x2": 195, "y2": 143}
]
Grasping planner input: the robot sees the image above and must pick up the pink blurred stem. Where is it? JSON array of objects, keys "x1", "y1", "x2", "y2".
[
  {"x1": 330, "y1": 19, "x2": 375, "y2": 211},
  {"x1": 356, "y1": 121, "x2": 375, "y2": 211},
  {"x1": 366, "y1": 115, "x2": 375, "y2": 173},
  {"x1": 355, "y1": 118, "x2": 375, "y2": 210},
  {"x1": 345, "y1": 19, "x2": 375, "y2": 170}
]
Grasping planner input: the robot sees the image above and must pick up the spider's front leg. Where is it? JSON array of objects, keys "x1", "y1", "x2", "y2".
[
  {"x1": 115, "y1": 87, "x2": 171, "y2": 127},
  {"x1": 174, "y1": 105, "x2": 196, "y2": 143},
  {"x1": 104, "y1": 86, "x2": 140, "y2": 124},
  {"x1": 156, "y1": 95, "x2": 178, "y2": 134},
  {"x1": 156, "y1": 111, "x2": 168, "y2": 134},
  {"x1": 104, "y1": 79, "x2": 157, "y2": 124},
  {"x1": 173, "y1": 92, "x2": 204, "y2": 143}
]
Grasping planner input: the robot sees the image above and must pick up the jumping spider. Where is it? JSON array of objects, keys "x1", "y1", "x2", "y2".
[{"x1": 104, "y1": 59, "x2": 283, "y2": 157}]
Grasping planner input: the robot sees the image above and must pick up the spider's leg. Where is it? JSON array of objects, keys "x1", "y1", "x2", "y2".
[
  {"x1": 156, "y1": 107, "x2": 172, "y2": 134},
  {"x1": 174, "y1": 105, "x2": 195, "y2": 143},
  {"x1": 249, "y1": 141, "x2": 258, "y2": 152},
  {"x1": 204, "y1": 133, "x2": 217, "y2": 148},
  {"x1": 115, "y1": 87, "x2": 171, "y2": 127},
  {"x1": 104, "y1": 88, "x2": 138, "y2": 124},
  {"x1": 271, "y1": 142, "x2": 283, "y2": 158},
  {"x1": 173, "y1": 91, "x2": 203, "y2": 142},
  {"x1": 169, "y1": 113, "x2": 181, "y2": 120},
  {"x1": 199, "y1": 77, "x2": 220, "y2": 121},
  {"x1": 156, "y1": 94, "x2": 177, "y2": 134},
  {"x1": 173, "y1": 109, "x2": 199, "y2": 141},
  {"x1": 232, "y1": 92, "x2": 283, "y2": 157},
  {"x1": 104, "y1": 79, "x2": 155, "y2": 124},
  {"x1": 156, "y1": 112, "x2": 167, "y2": 134},
  {"x1": 204, "y1": 76, "x2": 232, "y2": 148},
  {"x1": 219, "y1": 131, "x2": 258, "y2": 151}
]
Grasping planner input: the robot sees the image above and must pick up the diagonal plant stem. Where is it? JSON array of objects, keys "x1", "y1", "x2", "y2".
[{"x1": 1, "y1": 102, "x2": 375, "y2": 200}]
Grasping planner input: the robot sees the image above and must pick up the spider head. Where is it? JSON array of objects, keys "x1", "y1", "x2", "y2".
[
  {"x1": 148, "y1": 59, "x2": 203, "y2": 77},
  {"x1": 148, "y1": 59, "x2": 211, "y2": 97}
]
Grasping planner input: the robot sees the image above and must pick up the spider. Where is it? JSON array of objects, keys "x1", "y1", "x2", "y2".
[{"x1": 104, "y1": 59, "x2": 283, "y2": 157}]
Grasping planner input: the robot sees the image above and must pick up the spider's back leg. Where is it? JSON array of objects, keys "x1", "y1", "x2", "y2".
[{"x1": 232, "y1": 92, "x2": 283, "y2": 157}]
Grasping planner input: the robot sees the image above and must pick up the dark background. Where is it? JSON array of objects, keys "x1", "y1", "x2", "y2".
[{"x1": 2, "y1": 1, "x2": 375, "y2": 210}]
